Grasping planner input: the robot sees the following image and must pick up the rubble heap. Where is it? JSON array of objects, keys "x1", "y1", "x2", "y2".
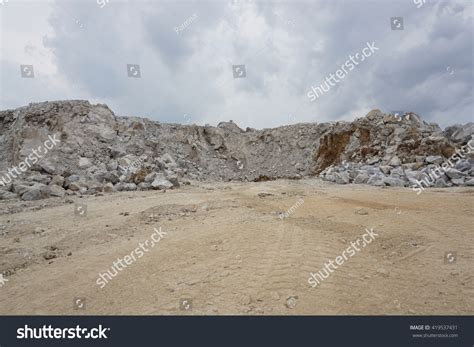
[{"x1": 0, "y1": 101, "x2": 472, "y2": 201}]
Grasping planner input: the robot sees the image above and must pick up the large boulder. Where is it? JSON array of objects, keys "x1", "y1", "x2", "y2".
[
  {"x1": 383, "y1": 176, "x2": 405, "y2": 187},
  {"x1": 0, "y1": 190, "x2": 17, "y2": 200},
  {"x1": 367, "y1": 174, "x2": 385, "y2": 186},
  {"x1": 21, "y1": 184, "x2": 50, "y2": 201},
  {"x1": 27, "y1": 174, "x2": 51, "y2": 185},
  {"x1": 434, "y1": 177, "x2": 450, "y2": 188},
  {"x1": 68, "y1": 181, "x2": 88, "y2": 191},
  {"x1": 334, "y1": 172, "x2": 350, "y2": 184},
  {"x1": 38, "y1": 158, "x2": 58, "y2": 175},
  {"x1": 445, "y1": 169, "x2": 465, "y2": 180},
  {"x1": 64, "y1": 175, "x2": 81, "y2": 187},
  {"x1": 465, "y1": 178, "x2": 474, "y2": 186},
  {"x1": 151, "y1": 175, "x2": 174, "y2": 190},
  {"x1": 45, "y1": 185, "x2": 66, "y2": 197},
  {"x1": 354, "y1": 172, "x2": 370, "y2": 184}
]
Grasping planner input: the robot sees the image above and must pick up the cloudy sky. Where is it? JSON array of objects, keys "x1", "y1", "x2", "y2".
[{"x1": 0, "y1": 0, "x2": 472, "y2": 129}]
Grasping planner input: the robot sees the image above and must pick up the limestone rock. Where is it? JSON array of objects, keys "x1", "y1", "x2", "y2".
[
  {"x1": 367, "y1": 175, "x2": 385, "y2": 186},
  {"x1": 354, "y1": 173, "x2": 369, "y2": 184},
  {"x1": 50, "y1": 175, "x2": 65, "y2": 187},
  {"x1": 445, "y1": 169, "x2": 465, "y2": 180},
  {"x1": 425, "y1": 156, "x2": 443, "y2": 165},
  {"x1": 0, "y1": 190, "x2": 17, "y2": 200},
  {"x1": 151, "y1": 175, "x2": 174, "y2": 190},
  {"x1": 78, "y1": 157, "x2": 93, "y2": 169}
]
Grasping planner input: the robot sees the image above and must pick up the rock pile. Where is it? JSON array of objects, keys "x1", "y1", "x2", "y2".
[
  {"x1": 0, "y1": 101, "x2": 472, "y2": 201},
  {"x1": 317, "y1": 111, "x2": 474, "y2": 190},
  {"x1": 319, "y1": 156, "x2": 474, "y2": 189}
]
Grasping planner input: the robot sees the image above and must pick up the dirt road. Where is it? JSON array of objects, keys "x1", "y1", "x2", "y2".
[{"x1": 0, "y1": 179, "x2": 472, "y2": 315}]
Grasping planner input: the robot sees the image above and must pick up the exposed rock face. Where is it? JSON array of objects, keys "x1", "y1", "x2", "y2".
[
  {"x1": 0, "y1": 101, "x2": 472, "y2": 201},
  {"x1": 312, "y1": 111, "x2": 457, "y2": 174},
  {"x1": 317, "y1": 112, "x2": 473, "y2": 190}
]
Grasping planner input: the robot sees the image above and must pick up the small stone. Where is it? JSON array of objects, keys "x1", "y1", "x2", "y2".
[
  {"x1": 366, "y1": 157, "x2": 380, "y2": 165},
  {"x1": 34, "y1": 227, "x2": 45, "y2": 234},
  {"x1": 355, "y1": 208, "x2": 369, "y2": 215},
  {"x1": 64, "y1": 175, "x2": 80, "y2": 187},
  {"x1": 425, "y1": 156, "x2": 443, "y2": 164},
  {"x1": 78, "y1": 157, "x2": 93, "y2": 169},
  {"x1": 285, "y1": 295, "x2": 298, "y2": 309},
  {"x1": 103, "y1": 182, "x2": 114, "y2": 193},
  {"x1": 50, "y1": 175, "x2": 65, "y2": 187},
  {"x1": 68, "y1": 182, "x2": 82, "y2": 192},
  {"x1": 43, "y1": 251, "x2": 57, "y2": 260},
  {"x1": 240, "y1": 294, "x2": 252, "y2": 305}
]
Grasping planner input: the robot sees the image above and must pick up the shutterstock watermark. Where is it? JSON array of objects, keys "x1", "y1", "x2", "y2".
[
  {"x1": 97, "y1": 0, "x2": 109, "y2": 8},
  {"x1": 279, "y1": 198, "x2": 304, "y2": 219},
  {"x1": 96, "y1": 227, "x2": 167, "y2": 288},
  {"x1": 414, "y1": 0, "x2": 426, "y2": 8},
  {"x1": 0, "y1": 134, "x2": 60, "y2": 187},
  {"x1": 307, "y1": 41, "x2": 379, "y2": 102},
  {"x1": 308, "y1": 227, "x2": 378, "y2": 288},
  {"x1": 410, "y1": 139, "x2": 474, "y2": 194},
  {"x1": 174, "y1": 14, "x2": 198, "y2": 35},
  {"x1": 118, "y1": 155, "x2": 147, "y2": 174},
  {"x1": 0, "y1": 273, "x2": 8, "y2": 288},
  {"x1": 17, "y1": 325, "x2": 110, "y2": 340}
]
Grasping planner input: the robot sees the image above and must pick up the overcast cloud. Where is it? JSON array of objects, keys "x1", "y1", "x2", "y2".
[{"x1": 0, "y1": 0, "x2": 472, "y2": 129}]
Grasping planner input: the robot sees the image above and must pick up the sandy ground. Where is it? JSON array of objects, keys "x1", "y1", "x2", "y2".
[{"x1": 0, "y1": 179, "x2": 472, "y2": 315}]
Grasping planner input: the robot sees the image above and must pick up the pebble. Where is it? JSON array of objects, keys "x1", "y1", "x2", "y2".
[
  {"x1": 355, "y1": 208, "x2": 369, "y2": 215},
  {"x1": 43, "y1": 251, "x2": 57, "y2": 260},
  {"x1": 285, "y1": 295, "x2": 298, "y2": 309}
]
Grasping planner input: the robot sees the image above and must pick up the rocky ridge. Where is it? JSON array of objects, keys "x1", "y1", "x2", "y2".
[{"x1": 0, "y1": 100, "x2": 472, "y2": 201}]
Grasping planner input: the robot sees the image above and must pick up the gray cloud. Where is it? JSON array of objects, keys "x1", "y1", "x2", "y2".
[{"x1": 1, "y1": 0, "x2": 472, "y2": 129}]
